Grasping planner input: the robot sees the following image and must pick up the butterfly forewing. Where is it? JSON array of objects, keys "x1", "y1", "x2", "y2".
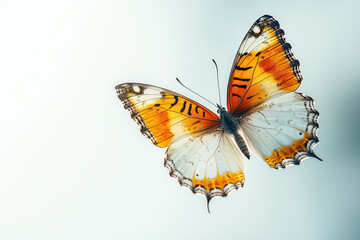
[
  {"x1": 227, "y1": 15, "x2": 302, "y2": 115},
  {"x1": 116, "y1": 83, "x2": 220, "y2": 147}
]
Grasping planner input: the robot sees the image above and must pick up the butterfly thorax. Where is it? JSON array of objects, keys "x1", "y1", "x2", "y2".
[{"x1": 218, "y1": 105, "x2": 250, "y2": 159}]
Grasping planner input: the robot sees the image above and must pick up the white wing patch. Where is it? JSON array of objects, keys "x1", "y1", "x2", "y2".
[
  {"x1": 241, "y1": 92, "x2": 320, "y2": 168},
  {"x1": 164, "y1": 130, "x2": 246, "y2": 200},
  {"x1": 239, "y1": 27, "x2": 270, "y2": 55}
]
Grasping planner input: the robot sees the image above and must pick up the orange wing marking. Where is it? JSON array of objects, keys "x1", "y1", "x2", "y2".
[
  {"x1": 227, "y1": 15, "x2": 302, "y2": 115},
  {"x1": 264, "y1": 132, "x2": 312, "y2": 168},
  {"x1": 192, "y1": 170, "x2": 245, "y2": 193},
  {"x1": 116, "y1": 83, "x2": 220, "y2": 148}
]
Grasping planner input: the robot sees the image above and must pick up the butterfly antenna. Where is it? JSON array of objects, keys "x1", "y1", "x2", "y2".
[
  {"x1": 176, "y1": 78, "x2": 217, "y2": 108},
  {"x1": 212, "y1": 59, "x2": 222, "y2": 107}
]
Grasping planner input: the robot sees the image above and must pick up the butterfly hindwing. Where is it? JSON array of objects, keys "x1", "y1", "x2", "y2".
[
  {"x1": 241, "y1": 92, "x2": 320, "y2": 168},
  {"x1": 227, "y1": 15, "x2": 302, "y2": 115},
  {"x1": 116, "y1": 83, "x2": 220, "y2": 148},
  {"x1": 165, "y1": 130, "x2": 246, "y2": 199}
]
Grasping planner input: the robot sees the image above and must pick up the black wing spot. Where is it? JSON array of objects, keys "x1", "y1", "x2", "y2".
[
  {"x1": 269, "y1": 19, "x2": 280, "y2": 28},
  {"x1": 283, "y1": 43, "x2": 292, "y2": 50},
  {"x1": 190, "y1": 120, "x2": 201, "y2": 126},
  {"x1": 235, "y1": 66, "x2": 252, "y2": 71},
  {"x1": 195, "y1": 106, "x2": 199, "y2": 114},
  {"x1": 188, "y1": 103, "x2": 192, "y2": 116},
  {"x1": 232, "y1": 84, "x2": 247, "y2": 89},
  {"x1": 169, "y1": 95, "x2": 178, "y2": 109},
  {"x1": 180, "y1": 101, "x2": 187, "y2": 113},
  {"x1": 247, "y1": 95, "x2": 255, "y2": 100},
  {"x1": 233, "y1": 77, "x2": 250, "y2": 82}
]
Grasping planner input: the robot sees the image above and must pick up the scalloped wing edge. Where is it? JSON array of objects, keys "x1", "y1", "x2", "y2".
[
  {"x1": 243, "y1": 15, "x2": 303, "y2": 85},
  {"x1": 270, "y1": 92, "x2": 321, "y2": 169},
  {"x1": 116, "y1": 83, "x2": 159, "y2": 145},
  {"x1": 164, "y1": 155, "x2": 245, "y2": 202}
]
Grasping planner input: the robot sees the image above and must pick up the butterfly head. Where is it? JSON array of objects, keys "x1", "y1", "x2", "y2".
[
  {"x1": 217, "y1": 104, "x2": 235, "y2": 130},
  {"x1": 216, "y1": 104, "x2": 226, "y2": 114}
]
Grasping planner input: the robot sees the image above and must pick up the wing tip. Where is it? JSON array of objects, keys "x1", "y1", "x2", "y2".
[
  {"x1": 115, "y1": 82, "x2": 159, "y2": 146},
  {"x1": 258, "y1": 14, "x2": 274, "y2": 21},
  {"x1": 256, "y1": 14, "x2": 304, "y2": 86}
]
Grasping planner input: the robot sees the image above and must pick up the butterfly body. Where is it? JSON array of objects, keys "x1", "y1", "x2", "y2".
[
  {"x1": 116, "y1": 15, "x2": 320, "y2": 205},
  {"x1": 218, "y1": 105, "x2": 250, "y2": 159}
]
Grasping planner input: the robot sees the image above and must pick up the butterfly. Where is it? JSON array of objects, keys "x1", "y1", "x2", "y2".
[{"x1": 115, "y1": 15, "x2": 320, "y2": 209}]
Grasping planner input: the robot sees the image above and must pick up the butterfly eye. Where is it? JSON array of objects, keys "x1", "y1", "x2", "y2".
[{"x1": 216, "y1": 106, "x2": 226, "y2": 114}]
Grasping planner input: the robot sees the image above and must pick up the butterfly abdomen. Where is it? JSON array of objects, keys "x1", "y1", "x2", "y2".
[
  {"x1": 219, "y1": 108, "x2": 250, "y2": 159},
  {"x1": 233, "y1": 133, "x2": 250, "y2": 159}
]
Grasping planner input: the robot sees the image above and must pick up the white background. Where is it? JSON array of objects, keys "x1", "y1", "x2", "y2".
[{"x1": 1, "y1": 1, "x2": 359, "y2": 239}]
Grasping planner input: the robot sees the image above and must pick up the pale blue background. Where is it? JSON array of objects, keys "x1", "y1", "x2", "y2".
[{"x1": 1, "y1": 0, "x2": 359, "y2": 239}]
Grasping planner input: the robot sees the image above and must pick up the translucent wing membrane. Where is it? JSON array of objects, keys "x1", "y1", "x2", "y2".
[
  {"x1": 116, "y1": 83, "x2": 246, "y2": 202},
  {"x1": 227, "y1": 15, "x2": 302, "y2": 115},
  {"x1": 165, "y1": 131, "x2": 246, "y2": 200},
  {"x1": 116, "y1": 83, "x2": 220, "y2": 148},
  {"x1": 241, "y1": 92, "x2": 320, "y2": 169}
]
